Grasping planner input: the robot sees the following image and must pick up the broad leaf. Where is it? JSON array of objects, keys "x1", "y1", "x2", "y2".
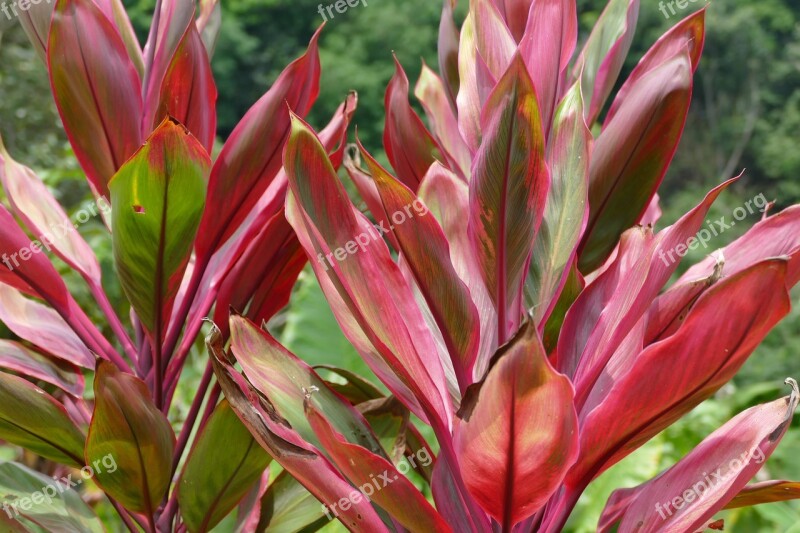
[
  {"x1": 109, "y1": 118, "x2": 209, "y2": 341},
  {"x1": 257, "y1": 470, "x2": 328, "y2": 533},
  {"x1": 454, "y1": 322, "x2": 579, "y2": 529},
  {"x1": 85, "y1": 361, "x2": 175, "y2": 514},
  {"x1": 178, "y1": 400, "x2": 271, "y2": 533}
]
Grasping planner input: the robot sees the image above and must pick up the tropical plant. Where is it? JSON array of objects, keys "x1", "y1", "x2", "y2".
[
  {"x1": 206, "y1": 0, "x2": 800, "y2": 532},
  {"x1": 0, "y1": 0, "x2": 358, "y2": 530}
]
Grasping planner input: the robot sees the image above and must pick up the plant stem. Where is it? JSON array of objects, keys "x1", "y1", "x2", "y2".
[
  {"x1": 89, "y1": 280, "x2": 138, "y2": 362},
  {"x1": 159, "y1": 362, "x2": 215, "y2": 528},
  {"x1": 109, "y1": 498, "x2": 142, "y2": 533}
]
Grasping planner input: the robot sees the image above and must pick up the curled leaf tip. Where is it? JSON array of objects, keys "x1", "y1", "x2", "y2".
[{"x1": 785, "y1": 377, "x2": 798, "y2": 403}]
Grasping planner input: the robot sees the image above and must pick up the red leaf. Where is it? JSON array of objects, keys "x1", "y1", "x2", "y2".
[
  {"x1": 384, "y1": 57, "x2": 444, "y2": 191},
  {"x1": 415, "y1": 63, "x2": 472, "y2": 179},
  {"x1": 519, "y1": 0, "x2": 577, "y2": 136},
  {"x1": 194, "y1": 28, "x2": 321, "y2": 261},
  {"x1": 154, "y1": 22, "x2": 217, "y2": 152},
  {"x1": 469, "y1": 54, "x2": 549, "y2": 344},
  {"x1": 606, "y1": 8, "x2": 706, "y2": 123},
  {"x1": 306, "y1": 406, "x2": 451, "y2": 532},
  {"x1": 207, "y1": 330, "x2": 388, "y2": 532},
  {"x1": 600, "y1": 383, "x2": 799, "y2": 532},
  {"x1": 283, "y1": 114, "x2": 453, "y2": 430},
  {"x1": 454, "y1": 322, "x2": 579, "y2": 529},
  {"x1": 578, "y1": 50, "x2": 693, "y2": 272},
  {"x1": 569, "y1": 259, "x2": 791, "y2": 490},
  {"x1": 359, "y1": 144, "x2": 481, "y2": 392},
  {"x1": 48, "y1": 0, "x2": 143, "y2": 198},
  {"x1": 572, "y1": 0, "x2": 640, "y2": 125}
]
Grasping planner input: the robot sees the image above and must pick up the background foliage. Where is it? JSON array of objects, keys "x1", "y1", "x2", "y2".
[{"x1": 0, "y1": 0, "x2": 798, "y2": 530}]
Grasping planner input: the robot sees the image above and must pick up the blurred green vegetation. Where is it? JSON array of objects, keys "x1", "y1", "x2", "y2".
[{"x1": 0, "y1": 0, "x2": 799, "y2": 530}]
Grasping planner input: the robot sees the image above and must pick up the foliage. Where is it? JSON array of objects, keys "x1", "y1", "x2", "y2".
[
  {"x1": 212, "y1": 1, "x2": 800, "y2": 532},
  {"x1": 0, "y1": 0, "x2": 798, "y2": 532},
  {"x1": 0, "y1": 0, "x2": 353, "y2": 529}
]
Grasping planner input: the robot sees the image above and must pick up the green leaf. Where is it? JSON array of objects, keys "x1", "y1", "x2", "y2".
[
  {"x1": 0, "y1": 372, "x2": 84, "y2": 468},
  {"x1": 0, "y1": 462, "x2": 103, "y2": 533},
  {"x1": 109, "y1": 117, "x2": 209, "y2": 340},
  {"x1": 257, "y1": 470, "x2": 328, "y2": 533},
  {"x1": 178, "y1": 400, "x2": 271, "y2": 533},
  {"x1": 526, "y1": 82, "x2": 590, "y2": 326},
  {"x1": 85, "y1": 361, "x2": 175, "y2": 515}
]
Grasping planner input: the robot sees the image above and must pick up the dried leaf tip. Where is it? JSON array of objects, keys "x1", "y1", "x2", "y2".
[{"x1": 785, "y1": 377, "x2": 799, "y2": 405}]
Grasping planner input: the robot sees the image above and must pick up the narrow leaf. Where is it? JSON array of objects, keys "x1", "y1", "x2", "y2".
[
  {"x1": 383, "y1": 57, "x2": 444, "y2": 191},
  {"x1": 572, "y1": 0, "x2": 640, "y2": 125},
  {"x1": 469, "y1": 54, "x2": 550, "y2": 343},
  {"x1": 0, "y1": 372, "x2": 85, "y2": 467},
  {"x1": 48, "y1": 0, "x2": 143, "y2": 198},
  {"x1": 0, "y1": 340, "x2": 83, "y2": 397}
]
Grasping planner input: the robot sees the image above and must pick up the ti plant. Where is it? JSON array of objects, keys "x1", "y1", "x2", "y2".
[
  {"x1": 209, "y1": 1, "x2": 800, "y2": 532},
  {"x1": 0, "y1": 0, "x2": 357, "y2": 530}
]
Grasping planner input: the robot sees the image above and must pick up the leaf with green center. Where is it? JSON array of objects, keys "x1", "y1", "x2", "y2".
[
  {"x1": 85, "y1": 361, "x2": 175, "y2": 515},
  {"x1": 178, "y1": 400, "x2": 271, "y2": 533},
  {"x1": 109, "y1": 117, "x2": 209, "y2": 342},
  {"x1": 525, "y1": 82, "x2": 590, "y2": 326}
]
